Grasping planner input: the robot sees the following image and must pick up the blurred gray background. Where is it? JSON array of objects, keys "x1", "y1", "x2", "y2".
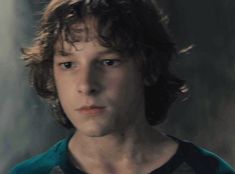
[{"x1": 1, "y1": 0, "x2": 235, "y2": 173}]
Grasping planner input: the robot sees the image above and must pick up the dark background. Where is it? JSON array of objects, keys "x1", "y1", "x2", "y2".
[{"x1": 1, "y1": 0, "x2": 235, "y2": 173}]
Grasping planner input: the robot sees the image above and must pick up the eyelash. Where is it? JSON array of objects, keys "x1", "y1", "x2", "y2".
[
  {"x1": 99, "y1": 59, "x2": 121, "y2": 67},
  {"x1": 58, "y1": 62, "x2": 75, "y2": 70},
  {"x1": 58, "y1": 59, "x2": 122, "y2": 70}
]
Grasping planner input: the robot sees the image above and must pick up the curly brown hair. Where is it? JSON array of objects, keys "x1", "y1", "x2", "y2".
[{"x1": 22, "y1": 0, "x2": 185, "y2": 129}]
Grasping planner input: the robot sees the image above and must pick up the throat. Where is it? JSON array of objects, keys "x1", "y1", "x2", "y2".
[
  {"x1": 69, "y1": 124, "x2": 158, "y2": 161},
  {"x1": 68, "y1": 135, "x2": 179, "y2": 174},
  {"x1": 68, "y1": 128, "x2": 179, "y2": 174}
]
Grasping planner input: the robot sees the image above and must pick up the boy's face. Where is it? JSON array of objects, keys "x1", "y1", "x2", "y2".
[{"x1": 53, "y1": 24, "x2": 145, "y2": 137}]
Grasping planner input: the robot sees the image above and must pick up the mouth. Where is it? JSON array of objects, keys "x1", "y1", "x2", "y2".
[{"x1": 76, "y1": 105, "x2": 106, "y2": 115}]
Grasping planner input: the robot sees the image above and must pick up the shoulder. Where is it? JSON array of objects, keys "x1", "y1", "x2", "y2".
[
  {"x1": 9, "y1": 138, "x2": 68, "y2": 174},
  {"x1": 177, "y1": 138, "x2": 235, "y2": 174}
]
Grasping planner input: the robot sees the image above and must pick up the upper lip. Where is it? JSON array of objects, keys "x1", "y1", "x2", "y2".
[{"x1": 77, "y1": 105, "x2": 105, "y2": 111}]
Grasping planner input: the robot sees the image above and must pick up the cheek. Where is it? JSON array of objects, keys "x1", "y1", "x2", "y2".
[
  {"x1": 105, "y1": 68, "x2": 143, "y2": 103},
  {"x1": 54, "y1": 71, "x2": 75, "y2": 108},
  {"x1": 105, "y1": 71, "x2": 128, "y2": 97}
]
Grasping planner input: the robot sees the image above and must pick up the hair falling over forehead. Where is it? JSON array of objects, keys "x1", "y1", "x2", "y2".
[{"x1": 22, "y1": 0, "x2": 185, "y2": 128}]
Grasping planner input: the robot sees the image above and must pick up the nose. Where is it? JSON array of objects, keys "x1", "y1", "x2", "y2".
[{"x1": 76, "y1": 66, "x2": 101, "y2": 95}]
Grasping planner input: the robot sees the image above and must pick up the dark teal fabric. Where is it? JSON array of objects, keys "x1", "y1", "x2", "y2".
[
  {"x1": 9, "y1": 138, "x2": 71, "y2": 174},
  {"x1": 9, "y1": 136, "x2": 235, "y2": 174}
]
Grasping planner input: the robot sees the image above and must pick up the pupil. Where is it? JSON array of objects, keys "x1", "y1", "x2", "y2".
[
  {"x1": 65, "y1": 62, "x2": 71, "y2": 68},
  {"x1": 106, "y1": 60, "x2": 113, "y2": 65}
]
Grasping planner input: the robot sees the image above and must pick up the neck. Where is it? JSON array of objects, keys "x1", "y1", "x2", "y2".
[{"x1": 68, "y1": 120, "x2": 168, "y2": 169}]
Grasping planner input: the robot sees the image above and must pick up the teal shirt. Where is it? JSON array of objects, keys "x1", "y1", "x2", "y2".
[
  {"x1": 10, "y1": 138, "x2": 70, "y2": 174},
  {"x1": 10, "y1": 136, "x2": 235, "y2": 174}
]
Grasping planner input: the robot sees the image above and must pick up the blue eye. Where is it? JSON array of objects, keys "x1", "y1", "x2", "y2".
[{"x1": 101, "y1": 59, "x2": 121, "y2": 67}]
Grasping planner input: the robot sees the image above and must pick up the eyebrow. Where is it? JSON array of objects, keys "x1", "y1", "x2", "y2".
[
  {"x1": 96, "y1": 50, "x2": 118, "y2": 57},
  {"x1": 70, "y1": 27, "x2": 86, "y2": 33},
  {"x1": 54, "y1": 49, "x2": 118, "y2": 58}
]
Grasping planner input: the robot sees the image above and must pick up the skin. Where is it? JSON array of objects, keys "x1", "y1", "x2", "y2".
[{"x1": 53, "y1": 23, "x2": 178, "y2": 174}]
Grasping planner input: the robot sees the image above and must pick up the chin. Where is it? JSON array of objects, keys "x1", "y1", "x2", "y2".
[
  {"x1": 79, "y1": 129, "x2": 113, "y2": 138},
  {"x1": 76, "y1": 122, "x2": 114, "y2": 138}
]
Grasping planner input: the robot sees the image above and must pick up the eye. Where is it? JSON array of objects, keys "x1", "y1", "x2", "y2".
[
  {"x1": 100, "y1": 59, "x2": 121, "y2": 67},
  {"x1": 58, "y1": 62, "x2": 76, "y2": 70}
]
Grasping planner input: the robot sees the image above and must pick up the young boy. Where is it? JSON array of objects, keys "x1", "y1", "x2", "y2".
[{"x1": 10, "y1": 0, "x2": 235, "y2": 173}]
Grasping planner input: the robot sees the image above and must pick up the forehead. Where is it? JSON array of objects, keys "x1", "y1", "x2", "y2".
[
  {"x1": 54, "y1": 17, "x2": 99, "y2": 51},
  {"x1": 54, "y1": 41, "x2": 115, "y2": 58},
  {"x1": 69, "y1": 17, "x2": 98, "y2": 41}
]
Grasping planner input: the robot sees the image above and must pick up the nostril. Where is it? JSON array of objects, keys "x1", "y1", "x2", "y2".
[
  {"x1": 77, "y1": 87, "x2": 99, "y2": 95},
  {"x1": 91, "y1": 89, "x2": 96, "y2": 93},
  {"x1": 89, "y1": 88, "x2": 98, "y2": 95}
]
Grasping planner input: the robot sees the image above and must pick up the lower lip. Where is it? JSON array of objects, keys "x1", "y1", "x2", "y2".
[{"x1": 78, "y1": 107, "x2": 106, "y2": 115}]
